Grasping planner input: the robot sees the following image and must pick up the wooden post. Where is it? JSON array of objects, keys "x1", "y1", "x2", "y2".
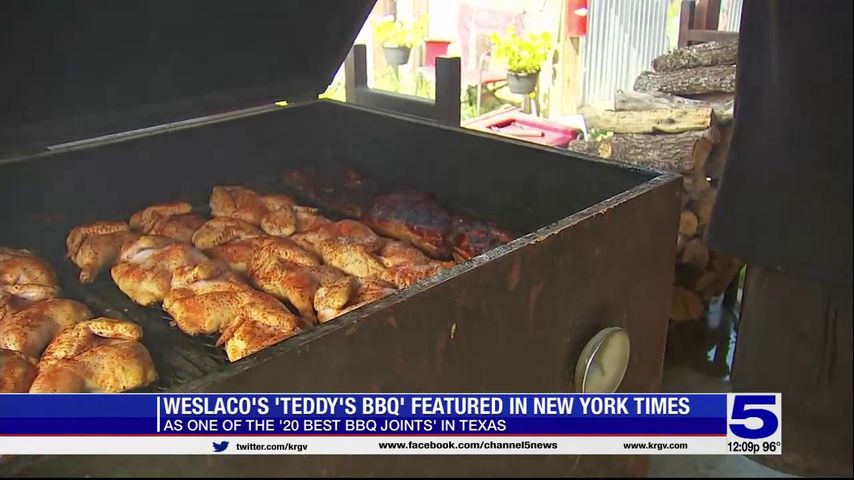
[
  {"x1": 345, "y1": 45, "x2": 369, "y2": 104},
  {"x1": 434, "y1": 56, "x2": 461, "y2": 126},
  {"x1": 548, "y1": 0, "x2": 584, "y2": 116}
]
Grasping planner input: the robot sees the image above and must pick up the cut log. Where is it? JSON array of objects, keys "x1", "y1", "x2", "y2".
[
  {"x1": 706, "y1": 126, "x2": 734, "y2": 180},
  {"x1": 671, "y1": 286, "x2": 704, "y2": 321},
  {"x1": 690, "y1": 189, "x2": 718, "y2": 228},
  {"x1": 675, "y1": 263, "x2": 702, "y2": 288},
  {"x1": 567, "y1": 127, "x2": 719, "y2": 174},
  {"x1": 706, "y1": 254, "x2": 744, "y2": 296},
  {"x1": 683, "y1": 171, "x2": 712, "y2": 201},
  {"x1": 677, "y1": 233, "x2": 688, "y2": 253},
  {"x1": 681, "y1": 238, "x2": 710, "y2": 271},
  {"x1": 679, "y1": 211, "x2": 699, "y2": 237},
  {"x1": 634, "y1": 65, "x2": 736, "y2": 96},
  {"x1": 652, "y1": 38, "x2": 738, "y2": 72},
  {"x1": 587, "y1": 107, "x2": 715, "y2": 134},
  {"x1": 614, "y1": 90, "x2": 734, "y2": 124},
  {"x1": 695, "y1": 269, "x2": 718, "y2": 292}
]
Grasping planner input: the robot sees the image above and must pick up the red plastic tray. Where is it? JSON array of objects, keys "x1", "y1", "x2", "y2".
[{"x1": 464, "y1": 107, "x2": 580, "y2": 148}]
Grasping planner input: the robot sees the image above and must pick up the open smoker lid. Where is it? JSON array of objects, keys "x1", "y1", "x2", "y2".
[{"x1": 0, "y1": 0, "x2": 375, "y2": 156}]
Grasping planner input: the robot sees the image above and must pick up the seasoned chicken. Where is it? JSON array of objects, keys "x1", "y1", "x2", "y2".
[
  {"x1": 66, "y1": 221, "x2": 141, "y2": 283},
  {"x1": 218, "y1": 306, "x2": 302, "y2": 362},
  {"x1": 293, "y1": 206, "x2": 333, "y2": 232},
  {"x1": 281, "y1": 165, "x2": 377, "y2": 219},
  {"x1": 208, "y1": 235, "x2": 319, "y2": 273},
  {"x1": 248, "y1": 253, "x2": 353, "y2": 320},
  {"x1": 282, "y1": 165, "x2": 515, "y2": 259},
  {"x1": 0, "y1": 348, "x2": 38, "y2": 393},
  {"x1": 169, "y1": 259, "x2": 243, "y2": 290},
  {"x1": 39, "y1": 317, "x2": 143, "y2": 371},
  {"x1": 317, "y1": 240, "x2": 388, "y2": 279},
  {"x1": 0, "y1": 247, "x2": 57, "y2": 287},
  {"x1": 316, "y1": 278, "x2": 396, "y2": 323},
  {"x1": 164, "y1": 287, "x2": 284, "y2": 335},
  {"x1": 448, "y1": 215, "x2": 516, "y2": 261},
  {"x1": 376, "y1": 241, "x2": 455, "y2": 288},
  {"x1": 382, "y1": 262, "x2": 451, "y2": 289},
  {"x1": 292, "y1": 220, "x2": 385, "y2": 253},
  {"x1": 312, "y1": 275, "x2": 356, "y2": 312},
  {"x1": 376, "y1": 240, "x2": 432, "y2": 267},
  {"x1": 161, "y1": 255, "x2": 303, "y2": 361},
  {"x1": 130, "y1": 202, "x2": 205, "y2": 243},
  {"x1": 2, "y1": 285, "x2": 60, "y2": 324},
  {"x1": 290, "y1": 220, "x2": 389, "y2": 279},
  {"x1": 360, "y1": 192, "x2": 452, "y2": 258},
  {"x1": 0, "y1": 298, "x2": 93, "y2": 357},
  {"x1": 165, "y1": 284, "x2": 302, "y2": 362},
  {"x1": 192, "y1": 216, "x2": 263, "y2": 250},
  {"x1": 209, "y1": 186, "x2": 299, "y2": 237},
  {"x1": 111, "y1": 235, "x2": 208, "y2": 305},
  {"x1": 29, "y1": 341, "x2": 157, "y2": 393},
  {"x1": 1, "y1": 247, "x2": 59, "y2": 320},
  {"x1": 163, "y1": 260, "x2": 250, "y2": 310}
]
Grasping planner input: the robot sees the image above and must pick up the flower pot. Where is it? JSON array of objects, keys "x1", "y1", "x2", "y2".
[
  {"x1": 506, "y1": 71, "x2": 539, "y2": 95},
  {"x1": 383, "y1": 46, "x2": 411, "y2": 66}
]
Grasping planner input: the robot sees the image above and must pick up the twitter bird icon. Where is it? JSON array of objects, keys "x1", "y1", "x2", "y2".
[{"x1": 212, "y1": 441, "x2": 229, "y2": 453}]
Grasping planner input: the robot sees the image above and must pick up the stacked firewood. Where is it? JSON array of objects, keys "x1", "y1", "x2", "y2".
[{"x1": 569, "y1": 38, "x2": 743, "y2": 321}]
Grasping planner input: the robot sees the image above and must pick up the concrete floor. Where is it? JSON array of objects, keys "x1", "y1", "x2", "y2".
[{"x1": 647, "y1": 298, "x2": 795, "y2": 478}]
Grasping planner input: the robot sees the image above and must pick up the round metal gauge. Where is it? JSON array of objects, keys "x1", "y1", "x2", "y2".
[{"x1": 575, "y1": 327, "x2": 631, "y2": 393}]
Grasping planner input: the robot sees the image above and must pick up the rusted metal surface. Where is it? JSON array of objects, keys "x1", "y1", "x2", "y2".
[{"x1": 0, "y1": 101, "x2": 680, "y2": 477}]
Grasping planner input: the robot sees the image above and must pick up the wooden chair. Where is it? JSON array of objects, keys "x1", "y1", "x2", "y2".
[{"x1": 344, "y1": 44, "x2": 461, "y2": 126}]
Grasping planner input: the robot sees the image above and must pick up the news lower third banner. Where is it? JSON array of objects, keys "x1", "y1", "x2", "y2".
[{"x1": 0, "y1": 393, "x2": 781, "y2": 456}]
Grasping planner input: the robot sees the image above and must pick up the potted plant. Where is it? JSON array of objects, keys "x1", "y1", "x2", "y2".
[
  {"x1": 490, "y1": 27, "x2": 553, "y2": 95},
  {"x1": 373, "y1": 16, "x2": 427, "y2": 66}
]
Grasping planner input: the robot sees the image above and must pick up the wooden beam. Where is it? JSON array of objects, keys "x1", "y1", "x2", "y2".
[
  {"x1": 678, "y1": 0, "x2": 695, "y2": 48},
  {"x1": 693, "y1": 0, "x2": 721, "y2": 31},
  {"x1": 687, "y1": 30, "x2": 739, "y2": 44}
]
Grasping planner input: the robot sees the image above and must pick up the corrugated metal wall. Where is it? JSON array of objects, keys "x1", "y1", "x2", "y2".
[
  {"x1": 719, "y1": 0, "x2": 743, "y2": 32},
  {"x1": 581, "y1": 0, "x2": 670, "y2": 106}
]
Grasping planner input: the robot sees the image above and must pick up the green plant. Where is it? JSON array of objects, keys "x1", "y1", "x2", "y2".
[
  {"x1": 490, "y1": 27, "x2": 553, "y2": 75},
  {"x1": 588, "y1": 128, "x2": 613, "y2": 141},
  {"x1": 372, "y1": 16, "x2": 427, "y2": 48}
]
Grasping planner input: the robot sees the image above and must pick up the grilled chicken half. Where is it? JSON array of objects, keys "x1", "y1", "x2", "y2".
[
  {"x1": 209, "y1": 186, "x2": 300, "y2": 237},
  {"x1": 30, "y1": 340, "x2": 157, "y2": 393},
  {"x1": 207, "y1": 235, "x2": 319, "y2": 273},
  {"x1": 31, "y1": 318, "x2": 156, "y2": 393},
  {"x1": 1, "y1": 247, "x2": 59, "y2": 320},
  {"x1": 163, "y1": 260, "x2": 303, "y2": 362},
  {"x1": 66, "y1": 221, "x2": 141, "y2": 283},
  {"x1": 316, "y1": 277, "x2": 396, "y2": 323},
  {"x1": 0, "y1": 298, "x2": 93, "y2": 358},
  {"x1": 249, "y1": 256, "x2": 354, "y2": 321},
  {"x1": 291, "y1": 220, "x2": 388, "y2": 279},
  {"x1": 0, "y1": 247, "x2": 57, "y2": 287},
  {"x1": 0, "y1": 348, "x2": 38, "y2": 393},
  {"x1": 192, "y1": 216, "x2": 263, "y2": 250},
  {"x1": 129, "y1": 202, "x2": 206, "y2": 243},
  {"x1": 38, "y1": 317, "x2": 144, "y2": 372},
  {"x1": 291, "y1": 221, "x2": 451, "y2": 289},
  {"x1": 111, "y1": 235, "x2": 208, "y2": 306}
]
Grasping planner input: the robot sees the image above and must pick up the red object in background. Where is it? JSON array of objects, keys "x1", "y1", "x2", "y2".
[
  {"x1": 566, "y1": 0, "x2": 588, "y2": 37},
  {"x1": 423, "y1": 39, "x2": 452, "y2": 67},
  {"x1": 464, "y1": 107, "x2": 581, "y2": 148}
]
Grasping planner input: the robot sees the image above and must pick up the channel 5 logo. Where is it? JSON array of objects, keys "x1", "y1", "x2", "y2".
[{"x1": 727, "y1": 394, "x2": 781, "y2": 440}]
